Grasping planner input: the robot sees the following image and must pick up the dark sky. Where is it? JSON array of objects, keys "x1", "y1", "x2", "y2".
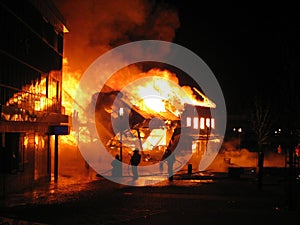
[{"x1": 169, "y1": 1, "x2": 300, "y2": 115}]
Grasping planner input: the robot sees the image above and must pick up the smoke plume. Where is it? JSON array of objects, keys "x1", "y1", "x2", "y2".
[
  {"x1": 207, "y1": 138, "x2": 286, "y2": 172},
  {"x1": 53, "y1": 0, "x2": 180, "y2": 73}
]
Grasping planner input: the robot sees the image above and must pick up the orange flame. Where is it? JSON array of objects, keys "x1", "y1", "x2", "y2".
[
  {"x1": 60, "y1": 62, "x2": 216, "y2": 145},
  {"x1": 6, "y1": 73, "x2": 59, "y2": 113},
  {"x1": 116, "y1": 68, "x2": 216, "y2": 117}
]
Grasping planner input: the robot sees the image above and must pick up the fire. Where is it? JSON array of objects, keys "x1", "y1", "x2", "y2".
[
  {"x1": 143, "y1": 96, "x2": 166, "y2": 113},
  {"x1": 60, "y1": 58, "x2": 84, "y2": 145},
  {"x1": 61, "y1": 58, "x2": 82, "y2": 115},
  {"x1": 118, "y1": 68, "x2": 216, "y2": 118},
  {"x1": 5, "y1": 72, "x2": 61, "y2": 113},
  {"x1": 59, "y1": 63, "x2": 216, "y2": 146},
  {"x1": 3, "y1": 58, "x2": 216, "y2": 147}
]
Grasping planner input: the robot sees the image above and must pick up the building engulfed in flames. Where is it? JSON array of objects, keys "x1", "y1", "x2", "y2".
[
  {"x1": 0, "y1": 0, "x2": 69, "y2": 196},
  {"x1": 92, "y1": 70, "x2": 217, "y2": 170}
]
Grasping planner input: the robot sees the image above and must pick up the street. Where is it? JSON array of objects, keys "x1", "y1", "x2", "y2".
[{"x1": 0, "y1": 171, "x2": 299, "y2": 225}]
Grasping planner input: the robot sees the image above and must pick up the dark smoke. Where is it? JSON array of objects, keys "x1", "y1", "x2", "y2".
[{"x1": 53, "y1": 0, "x2": 180, "y2": 73}]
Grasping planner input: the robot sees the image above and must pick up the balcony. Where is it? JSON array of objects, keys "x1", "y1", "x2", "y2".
[{"x1": 0, "y1": 83, "x2": 70, "y2": 133}]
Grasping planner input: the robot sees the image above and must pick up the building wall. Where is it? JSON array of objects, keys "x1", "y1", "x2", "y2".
[
  {"x1": 0, "y1": 0, "x2": 67, "y2": 197},
  {"x1": 0, "y1": 0, "x2": 65, "y2": 106}
]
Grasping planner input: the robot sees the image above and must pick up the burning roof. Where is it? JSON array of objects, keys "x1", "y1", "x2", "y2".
[
  {"x1": 92, "y1": 68, "x2": 216, "y2": 152},
  {"x1": 96, "y1": 68, "x2": 216, "y2": 123}
]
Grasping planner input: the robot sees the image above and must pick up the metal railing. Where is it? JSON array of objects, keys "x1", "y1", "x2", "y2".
[{"x1": 0, "y1": 83, "x2": 62, "y2": 121}]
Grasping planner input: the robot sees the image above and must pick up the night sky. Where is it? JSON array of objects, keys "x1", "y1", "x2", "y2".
[{"x1": 170, "y1": 1, "x2": 300, "y2": 116}]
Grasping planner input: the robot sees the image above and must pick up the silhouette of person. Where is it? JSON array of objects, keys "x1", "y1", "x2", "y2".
[
  {"x1": 162, "y1": 148, "x2": 175, "y2": 181},
  {"x1": 130, "y1": 149, "x2": 141, "y2": 180},
  {"x1": 111, "y1": 154, "x2": 122, "y2": 177}
]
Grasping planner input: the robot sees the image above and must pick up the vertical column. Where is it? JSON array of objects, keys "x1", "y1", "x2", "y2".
[
  {"x1": 47, "y1": 134, "x2": 51, "y2": 181},
  {"x1": 54, "y1": 134, "x2": 58, "y2": 182}
]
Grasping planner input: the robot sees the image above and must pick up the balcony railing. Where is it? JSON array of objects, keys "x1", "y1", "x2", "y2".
[{"x1": 0, "y1": 83, "x2": 62, "y2": 122}]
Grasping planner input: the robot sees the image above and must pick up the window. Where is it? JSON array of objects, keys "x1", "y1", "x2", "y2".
[
  {"x1": 200, "y1": 117, "x2": 205, "y2": 129},
  {"x1": 193, "y1": 117, "x2": 198, "y2": 129},
  {"x1": 186, "y1": 117, "x2": 191, "y2": 127}
]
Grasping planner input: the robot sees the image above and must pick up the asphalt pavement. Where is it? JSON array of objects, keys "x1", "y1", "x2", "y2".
[{"x1": 0, "y1": 170, "x2": 299, "y2": 225}]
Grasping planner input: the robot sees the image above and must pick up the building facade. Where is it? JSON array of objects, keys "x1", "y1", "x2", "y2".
[{"x1": 0, "y1": 0, "x2": 69, "y2": 196}]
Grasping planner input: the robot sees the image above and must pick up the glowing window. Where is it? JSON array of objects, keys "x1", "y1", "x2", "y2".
[
  {"x1": 200, "y1": 117, "x2": 205, "y2": 129},
  {"x1": 119, "y1": 107, "x2": 124, "y2": 116},
  {"x1": 193, "y1": 117, "x2": 199, "y2": 129},
  {"x1": 211, "y1": 118, "x2": 215, "y2": 129},
  {"x1": 206, "y1": 118, "x2": 210, "y2": 128},
  {"x1": 186, "y1": 117, "x2": 191, "y2": 127}
]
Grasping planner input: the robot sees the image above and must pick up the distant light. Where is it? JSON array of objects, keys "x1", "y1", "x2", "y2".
[
  {"x1": 238, "y1": 128, "x2": 242, "y2": 133},
  {"x1": 233, "y1": 128, "x2": 236, "y2": 132}
]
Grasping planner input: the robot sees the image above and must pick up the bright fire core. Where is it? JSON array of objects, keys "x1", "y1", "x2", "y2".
[{"x1": 143, "y1": 97, "x2": 166, "y2": 113}]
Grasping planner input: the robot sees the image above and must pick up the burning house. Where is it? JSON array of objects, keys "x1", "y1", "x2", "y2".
[
  {"x1": 0, "y1": 0, "x2": 69, "y2": 196},
  {"x1": 93, "y1": 68, "x2": 217, "y2": 172}
]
